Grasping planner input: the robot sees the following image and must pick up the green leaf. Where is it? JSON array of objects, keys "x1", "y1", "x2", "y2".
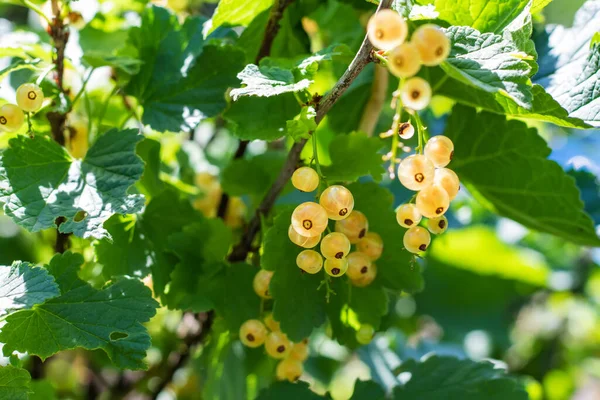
[
  {"x1": 445, "y1": 105, "x2": 600, "y2": 246},
  {"x1": 321, "y1": 132, "x2": 385, "y2": 183},
  {"x1": 136, "y1": 138, "x2": 165, "y2": 197},
  {"x1": 0, "y1": 252, "x2": 159, "y2": 370},
  {"x1": 531, "y1": 0, "x2": 553, "y2": 14},
  {"x1": 0, "y1": 129, "x2": 145, "y2": 240},
  {"x1": 257, "y1": 381, "x2": 325, "y2": 400},
  {"x1": 82, "y1": 53, "x2": 143, "y2": 75},
  {"x1": 351, "y1": 380, "x2": 386, "y2": 400},
  {"x1": 211, "y1": 0, "x2": 274, "y2": 32},
  {"x1": 0, "y1": 366, "x2": 31, "y2": 400},
  {"x1": 0, "y1": 58, "x2": 42, "y2": 81},
  {"x1": 29, "y1": 380, "x2": 57, "y2": 400},
  {"x1": 442, "y1": 26, "x2": 533, "y2": 108},
  {"x1": 287, "y1": 106, "x2": 317, "y2": 142},
  {"x1": 393, "y1": 356, "x2": 528, "y2": 399},
  {"x1": 0, "y1": 261, "x2": 60, "y2": 316},
  {"x1": 230, "y1": 64, "x2": 311, "y2": 99}
]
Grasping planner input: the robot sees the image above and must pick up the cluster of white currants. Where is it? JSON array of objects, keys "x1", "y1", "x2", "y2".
[
  {"x1": 0, "y1": 83, "x2": 44, "y2": 133},
  {"x1": 288, "y1": 167, "x2": 383, "y2": 286},
  {"x1": 395, "y1": 135, "x2": 459, "y2": 253}
]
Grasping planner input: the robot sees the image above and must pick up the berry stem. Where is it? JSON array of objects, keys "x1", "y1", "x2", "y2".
[
  {"x1": 414, "y1": 111, "x2": 425, "y2": 154},
  {"x1": 26, "y1": 112, "x2": 33, "y2": 135},
  {"x1": 317, "y1": 274, "x2": 335, "y2": 303},
  {"x1": 387, "y1": 79, "x2": 404, "y2": 178},
  {"x1": 372, "y1": 51, "x2": 388, "y2": 66},
  {"x1": 68, "y1": 67, "x2": 95, "y2": 112},
  {"x1": 18, "y1": 0, "x2": 51, "y2": 25}
]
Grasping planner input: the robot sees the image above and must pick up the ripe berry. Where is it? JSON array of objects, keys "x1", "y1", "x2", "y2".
[
  {"x1": 324, "y1": 257, "x2": 348, "y2": 277},
  {"x1": 427, "y1": 215, "x2": 448, "y2": 234},
  {"x1": 239, "y1": 319, "x2": 268, "y2": 348},
  {"x1": 412, "y1": 24, "x2": 451, "y2": 66},
  {"x1": 276, "y1": 358, "x2": 303, "y2": 382},
  {"x1": 400, "y1": 77, "x2": 432, "y2": 110},
  {"x1": 320, "y1": 232, "x2": 351, "y2": 259},
  {"x1": 289, "y1": 341, "x2": 309, "y2": 361},
  {"x1": 403, "y1": 226, "x2": 431, "y2": 253},
  {"x1": 397, "y1": 154, "x2": 435, "y2": 191},
  {"x1": 367, "y1": 9, "x2": 407, "y2": 51},
  {"x1": 346, "y1": 252, "x2": 372, "y2": 281},
  {"x1": 352, "y1": 263, "x2": 377, "y2": 287},
  {"x1": 265, "y1": 331, "x2": 292, "y2": 359},
  {"x1": 335, "y1": 210, "x2": 369, "y2": 244},
  {"x1": 292, "y1": 167, "x2": 319, "y2": 192},
  {"x1": 296, "y1": 250, "x2": 323, "y2": 274},
  {"x1": 288, "y1": 225, "x2": 320, "y2": 248},
  {"x1": 424, "y1": 135, "x2": 454, "y2": 167},
  {"x1": 67, "y1": 120, "x2": 89, "y2": 159},
  {"x1": 388, "y1": 42, "x2": 422, "y2": 78},
  {"x1": 356, "y1": 324, "x2": 375, "y2": 345},
  {"x1": 356, "y1": 232, "x2": 383, "y2": 261},
  {"x1": 396, "y1": 204, "x2": 422, "y2": 228},
  {"x1": 264, "y1": 313, "x2": 281, "y2": 332},
  {"x1": 319, "y1": 185, "x2": 354, "y2": 220},
  {"x1": 433, "y1": 168, "x2": 460, "y2": 200},
  {"x1": 291, "y1": 202, "x2": 328, "y2": 237},
  {"x1": 0, "y1": 104, "x2": 25, "y2": 132},
  {"x1": 398, "y1": 121, "x2": 414, "y2": 139},
  {"x1": 253, "y1": 269, "x2": 273, "y2": 299},
  {"x1": 16, "y1": 83, "x2": 44, "y2": 112},
  {"x1": 416, "y1": 184, "x2": 450, "y2": 218}
]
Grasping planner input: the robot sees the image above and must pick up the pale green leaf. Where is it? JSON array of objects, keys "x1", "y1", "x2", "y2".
[
  {"x1": 230, "y1": 64, "x2": 311, "y2": 99},
  {"x1": 287, "y1": 106, "x2": 317, "y2": 142},
  {"x1": 211, "y1": 0, "x2": 274, "y2": 32},
  {"x1": 0, "y1": 262, "x2": 59, "y2": 316}
]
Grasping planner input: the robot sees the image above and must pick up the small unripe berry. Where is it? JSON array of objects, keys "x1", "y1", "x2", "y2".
[
  {"x1": 367, "y1": 9, "x2": 408, "y2": 51},
  {"x1": 296, "y1": 250, "x2": 323, "y2": 274},
  {"x1": 0, "y1": 104, "x2": 25, "y2": 132},
  {"x1": 335, "y1": 210, "x2": 369, "y2": 244},
  {"x1": 427, "y1": 215, "x2": 448, "y2": 234},
  {"x1": 276, "y1": 358, "x2": 303, "y2": 382},
  {"x1": 396, "y1": 204, "x2": 422, "y2": 228},
  {"x1": 292, "y1": 167, "x2": 319, "y2": 192},
  {"x1": 320, "y1": 232, "x2": 351, "y2": 259},
  {"x1": 289, "y1": 341, "x2": 309, "y2": 362},
  {"x1": 253, "y1": 269, "x2": 273, "y2": 299},
  {"x1": 288, "y1": 224, "x2": 320, "y2": 248},
  {"x1": 264, "y1": 313, "x2": 281, "y2": 332},
  {"x1": 403, "y1": 226, "x2": 431, "y2": 253},
  {"x1": 424, "y1": 135, "x2": 454, "y2": 167},
  {"x1": 433, "y1": 168, "x2": 460, "y2": 200},
  {"x1": 356, "y1": 324, "x2": 375, "y2": 345},
  {"x1": 401, "y1": 77, "x2": 432, "y2": 110},
  {"x1": 239, "y1": 319, "x2": 268, "y2": 348},
  {"x1": 346, "y1": 252, "x2": 372, "y2": 281},
  {"x1": 356, "y1": 232, "x2": 383, "y2": 261},
  {"x1": 16, "y1": 83, "x2": 44, "y2": 112},
  {"x1": 398, "y1": 122, "x2": 414, "y2": 139},
  {"x1": 397, "y1": 154, "x2": 435, "y2": 191},
  {"x1": 291, "y1": 202, "x2": 328, "y2": 237},
  {"x1": 388, "y1": 42, "x2": 422, "y2": 78},
  {"x1": 324, "y1": 257, "x2": 348, "y2": 277},
  {"x1": 351, "y1": 263, "x2": 377, "y2": 287},
  {"x1": 416, "y1": 184, "x2": 450, "y2": 218},
  {"x1": 319, "y1": 185, "x2": 354, "y2": 220},
  {"x1": 412, "y1": 24, "x2": 451, "y2": 66},
  {"x1": 265, "y1": 331, "x2": 292, "y2": 359}
]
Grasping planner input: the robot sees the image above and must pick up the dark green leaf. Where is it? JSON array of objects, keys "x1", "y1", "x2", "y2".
[
  {"x1": 321, "y1": 132, "x2": 385, "y2": 182},
  {"x1": 257, "y1": 381, "x2": 325, "y2": 400},
  {"x1": 0, "y1": 366, "x2": 31, "y2": 400},
  {"x1": 351, "y1": 380, "x2": 386, "y2": 400}
]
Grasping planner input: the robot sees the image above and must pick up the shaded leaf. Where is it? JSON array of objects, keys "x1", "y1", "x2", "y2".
[
  {"x1": 0, "y1": 262, "x2": 59, "y2": 316},
  {"x1": 321, "y1": 132, "x2": 385, "y2": 183}
]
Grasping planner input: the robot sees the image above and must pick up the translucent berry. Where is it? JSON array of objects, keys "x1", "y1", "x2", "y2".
[
  {"x1": 424, "y1": 135, "x2": 454, "y2": 167},
  {"x1": 288, "y1": 225, "x2": 320, "y2": 248},
  {"x1": 352, "y1": 263, "x2": 377, "y2": 287},
  {"x1": 433, "y1": 168, "x2": 460, "y2": 200},
  {"x1": 324, "y1": 257, "x2": 349, "y2": 277},
  {"x1": 319, "y1": 185, "x2": 354, "y2": 220},
  {"x1": 388, "y1": 42, "x2": 422, "y2": 78},
  {"x1": 225, "y1": 196, "x2": 247, "y2": 229},
  {"x1": 412, "y1": 24, "x2": 451, "y2": 66},
  {"x1": 367, "y1": 9, "x2": 408, "y2": 51},
  {"x1": 320, "y1": 232, "x2": 351, "y2": 259},
  {"x1": 289, "y1": 341, "x2": 309, "y2": 361},
  {"x1": 67, "y1": 120, "x2": 90, "y2": 159},
  {"x1": 292, "y1": 167, "x2": 319, "y2": 192},
  {"x1": 265, "y1": 331, "x2": 292, "y2": 359},
  {"x1": 346, "y1": 252, "x2": 372, "y2": 281},
  {"x1": 296, "y1": 250, "x2": 323, "y2": 274},
  {"x1": 396, "y1": 204, "x2": 422, "y2": 228},
  {"x1": 264, "y1": 313, "x2": 281, "y2": 332},
  {"x1": 276, "y1": 358, "x2": 303, "y2": 382},
  {"x1": 239, "y1": 319, "x2": 268, "y2": 348},
  {"x1": 291, "y1": 202, "x2": 328, "y2": 237},
  {"x1": 397, "y1": 154, "x2": 435, "y2": 191},
  {"x1": 356, "y1": 324, "x2": 375, "y2": 345},
  {"x1": 398, "y1": 121, "x2": 414, "y2": 139},
  {"x1": 427, "y1": 215, "x2": 448, "y2": 234},
  {"x1": 356, "y1": 232, "x2": 383, "y2": 261},
  {"x1": 16, "y1": 83, "x2": 44, "y2": 112},
  {"x1": 335, "y1": 210, "x2": 368, "y2": 244},
  {"x1": 0, "y1": 104, "x2": 25, "y2": 132},
  {"x1": 403, "y1": 226, "x2": 431, "y2": 253},
  {"x1": 416, "y1": 184, "x2": 450, "y2": 218},
  {"x1": 253, "y1": 269, "x2": 273, "y2": 299},
  {"x1": 400, "y1": 77, "x2": 432, "y2": 110}
]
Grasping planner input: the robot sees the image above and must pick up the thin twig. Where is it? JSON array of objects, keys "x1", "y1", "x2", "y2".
[{"x1": 358, "y1": 64, "x2": 389, "y2": 136}]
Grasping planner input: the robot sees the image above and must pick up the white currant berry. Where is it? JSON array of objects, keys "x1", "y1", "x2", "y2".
[
  {"x1": 427, "y1": 215, "x2": 448, "y2": 234},
  {"x1": 346, "y1": 252, "x2": 373, "y2": 281},
  {"x1": 276, "y1": 358, "x2": 303, "y2": 382},
  {"x1": 367, "y1": 9, "x2": 408, "y2": 51},
  {"x1": 253, "y1": 269, "x2": 273, "y2": 299},
  {"x1": 319, "y1": 185, "x2": 354, "y2": 220},
  {"x1": 397, "y1": 154, "x2": 435, "y2": 191},
  {"x1": 288, "y1": 224, "x2": 320, "y2": 248},
  {"x1": 398, "y1": 121, "x2": 414, "y2": 139},
  {"x1": 320, "y1": 232, "x2": 351, "y2": 259},
  {"x1": 0, "y1": 104, "x2": 24, "y2": 132},
  {"x1": 416, "y1": 184, "x2": 450, "y2": 218},
  {"x1": 396, "y1": 203, "x2": 421, "y2": 228},
  {"x1": 356, "y1": 324, "x2": 375, "y2": 345},
  {"x1": 424, "y1": 135, "x2": 454, "y2": 167},
  {"x1": 239, "y1": 319, "x2": 268, "y2": 348},
  {"x1": 412, "y1": 24, "x2": 451, "y2": 66},
  {"x1": 291, "y1": 202, "x2": 328, "y2": 237},
  {"x1": 265, "y1": 331, "x2": 292, "y2": 359},
  {"x1": 67, "y1": 119, "x2": 89, "y2": 159},
  {"x1": 403, "y1": 226, "x2": 431, "y2": 253},
  {"x1": 400, "y1": 77, "x2": 432, "y2": 110},
  {"x1": 264, "y1": 313, "x2": 281, "y2": 332},
  {"x1": 356, "y1": 232, "x2": 383, "y2": 261},
  {"x1": 433, "y1": 168, "x2": 460, "y2": 200},
  {"x1": 352, "y1": 263, "x2": 377, "y2": 287},
  {"x1": 16, "y1": 83, "x2": 44, "y2": 112},
  {"x1": 296, "y1": 250, "x2": 323, "y2": 274},
  {"x1": 292, "y1": 167, "x2": 319, "y2": 192},
  {"x1": 289, "y1": 341, "x2": 309, "y2": 362},
  {"x1": 335, "y1": 210, "x2": 369, "y2": 244},
  {"x1": 388, "y1": 42, "x2": 422, "y2": 78},
  {"x1": 324, "y1": 257, "x2": 348, "y2": 277}
]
